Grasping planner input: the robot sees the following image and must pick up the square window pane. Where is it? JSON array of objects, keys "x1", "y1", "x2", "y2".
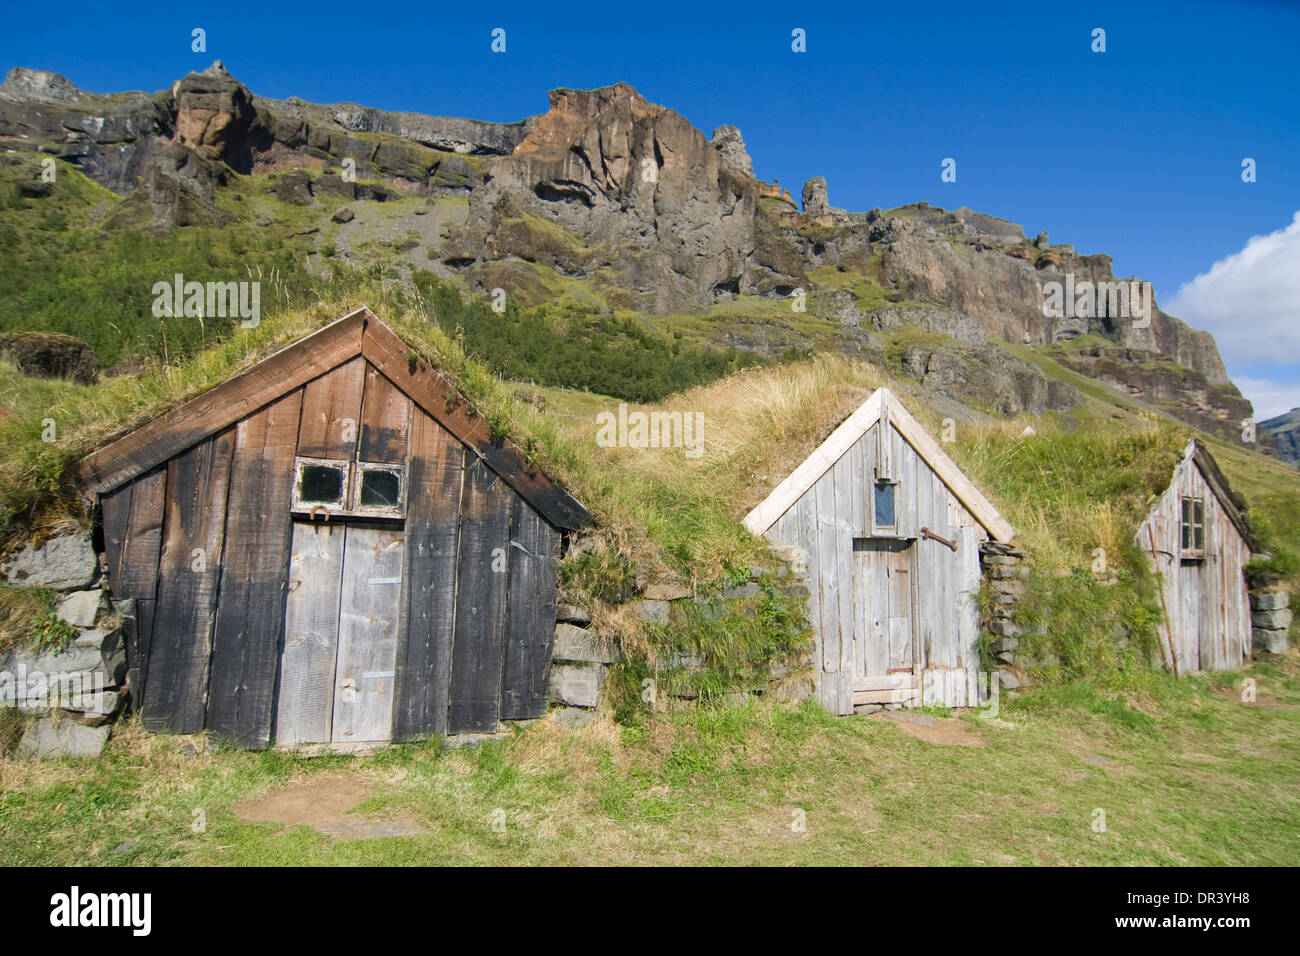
[
  {"x1": 360, "y1": 469, "x2": 401, "y2": 508},
  {"x1": 300, "y1": 465, "x2": 343, "y2": 504},
  {"x1": 874, "y1": 482, "x2": 896, "y2": 528}
]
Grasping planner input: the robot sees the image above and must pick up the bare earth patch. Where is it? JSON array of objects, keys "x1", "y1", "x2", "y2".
[
  {"x1": 233, "y1": 773, "x2": 425, "y2": 839},
  {"x1": 876, "y1": 710, "x2": 985, "y2": 747}
]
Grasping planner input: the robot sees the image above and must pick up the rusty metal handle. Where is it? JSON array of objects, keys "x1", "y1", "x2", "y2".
[
  {"x1": 309, "y1": 505, "x2": 331, "y2": 522},
  {"x1": 920, "y1": 527, "x2": 957, "y2": 551}
]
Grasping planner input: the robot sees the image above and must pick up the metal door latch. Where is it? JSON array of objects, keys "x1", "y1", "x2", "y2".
[{"x1": 920, "y1": 527, "x2": 958, "y2": 551}]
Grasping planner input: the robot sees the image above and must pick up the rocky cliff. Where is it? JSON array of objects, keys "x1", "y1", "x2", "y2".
[
  {"x1": 1262, "y1": 408, "x2": 1300, "y2": 465},
  {"x1": 0, "y1": 62, "x2": 1266, "y2": 448}
]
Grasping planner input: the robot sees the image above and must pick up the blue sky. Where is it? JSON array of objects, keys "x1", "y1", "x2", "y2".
[{"x1": 4, "y1": 0, "x2": 1298, "y2": 416}]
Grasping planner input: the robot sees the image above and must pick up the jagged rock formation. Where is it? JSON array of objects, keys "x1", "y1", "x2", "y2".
[
  {"x1": 0, "y1": 63, "x2": 523, "y2": 198},
  {"x1": 442, "y1": 83, "x2": 798, "y2": 313},
  {"x1": 711, "y1": 125, "x2": 753, "y2": 178},
  {"x1": 1262, "y1": 408, "x2": 1300, "y2": 465},
  {"x1": 0, "y1": 64, "x2": 1266, "y2": 443}
]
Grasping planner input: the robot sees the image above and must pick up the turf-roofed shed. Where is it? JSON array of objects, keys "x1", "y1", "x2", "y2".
[
  {"x1": 743, "y1": 388, "x2": 1014, "y2": 714},
  {"x1": 1136, "y1": 439, "x2": 1257, "y2": 675},
  {"x1": 76, "y1": 308, "x2": 590, "y2": 749}
]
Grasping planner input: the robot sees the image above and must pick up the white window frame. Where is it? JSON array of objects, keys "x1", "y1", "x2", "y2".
[
  {"x1": 351, "y1": 461, "x2": 406, "y2": 518},
  {"x1": 292, "y1": 457, "x2": 351, "y2": 514},
  {"x1": 870, "y1": 475, "x2": 900, "y2": 537}
]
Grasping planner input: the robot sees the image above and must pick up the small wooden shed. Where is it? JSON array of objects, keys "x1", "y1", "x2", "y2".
[
  {"x1": 76, "y1": 308, "x2": 590, "y2": 749},
  {"x1": 1135, "y1": 439, "x2": 1256, "y2": 674},
  {"x1": 743, "y1": 388, "x2": 1014, "y2": 713}
]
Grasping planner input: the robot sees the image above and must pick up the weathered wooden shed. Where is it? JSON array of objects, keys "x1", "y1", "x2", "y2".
[
  {"x1": 76, "y1": 307, "x2": 590, "y2": 749},
  {"x1": 743, "y1": 388, "x2": 1014, "y2": 713},
  {"x1": 1135, "y1": 439, "x2": 1256, "y2": 674}
]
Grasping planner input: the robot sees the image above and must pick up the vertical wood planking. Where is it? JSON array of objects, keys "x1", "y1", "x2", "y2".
[
  {"x1": 275, "y1": 522, "x2": 345, "y2": 745},
  {"x1": 831, "y1": 452, "x2": 856, "y2": 713},
  {"x1": 205, "y1": 389, "x2": 303, "y2": 748},
  {"x1": 331, "y1": 524, "x2": 404, "y2": 743},
  {"x1": 500, "y1": 502, "x2": 561, "y2": 720},
  {"x1": 296, "y1": 357, "x2": 366, "y2": 459},
  {"x1": 141, "y1": 431, "x2": 235, "y2": 733},
  {"x1": 813, "y1": 470, "x2": 844, "y2": 712},
  {"x1": 393, "y1": 412, "x2": 465, "y2": 741},
  {"x1": 359, "y1": 363, "x2": 412, "y2": 462},
  {"x1": 447, "y1": 455, "x2": 514, "y2": 733},
  {"x1": 116, "y1": 466, "x2": 167, "y2": 707}
]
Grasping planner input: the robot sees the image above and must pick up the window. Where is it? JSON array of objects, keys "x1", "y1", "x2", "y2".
[
  {"x1": 873, "y1": 480, "x2": 897, "y2": 531},
  {"x1": 292, "y1": 457, "x2": 404, "y2": 518},
  {"x1": 293, "y1": 458, "x2": 349, "y2": 511},
  {"x1": 354, "y1": 462, "x2": 404, "y2": 516},
  {"x1": 1180, "y1": 496, "x2": 1204, "y2": 556}
]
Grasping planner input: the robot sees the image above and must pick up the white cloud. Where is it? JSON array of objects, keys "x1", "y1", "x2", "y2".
[
  {"x1": 1232, "y1": 375, "x2": 1300, "y2": 423},
  {"x1": 1166, "y1": 211, "x2": 1300, "y2": 366}
]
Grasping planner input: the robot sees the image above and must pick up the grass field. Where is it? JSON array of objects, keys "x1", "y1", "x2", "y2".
[{"x1": 2, "y1": 653, "x2": 1295, "y2": 866}]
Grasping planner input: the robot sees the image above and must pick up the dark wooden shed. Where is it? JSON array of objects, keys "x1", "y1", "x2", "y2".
[{"x1": 76, "y1": 307, "x2": 590, "y2": 749}]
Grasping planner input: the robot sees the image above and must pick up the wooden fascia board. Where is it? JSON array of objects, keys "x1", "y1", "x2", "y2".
[
  {"x1": 1188, "y1": 441, "x2": 1256, "y2": 550},
  {"x1": 359, "y1": 317, "x2": 592, "y2": 531},
  {"x1": 741, "y1": 388, "x2": 1015, "y2": 543},
  {"x1": 884, "y1": 392, "x2": 1015, "y2": 543},
  {"x1": 76, "y1": 310, "x2": 369, "y2": 495},
  {"x1": 742, "y1": 390, "x2": 883, "y2": 535}
]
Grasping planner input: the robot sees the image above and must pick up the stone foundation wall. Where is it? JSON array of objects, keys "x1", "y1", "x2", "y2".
[
  {"x1": 0, "y1": 530, "x2": 127, "y2": 758},
  {"x1": 1250, "y1": 587, "x2": 1292, "y2": 654},
  {"x1": 546, "y1": 542, "x2": 816, "y2": 724},
  {"x1": 980, "y1": 540, "x2": 1028, "y2": 689}
]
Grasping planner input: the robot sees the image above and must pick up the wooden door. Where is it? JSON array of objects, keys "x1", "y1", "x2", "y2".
[
  {"x1": 1179, "y1": 560, "x2": 1201, "y2": 673},
  {"x1": 852, "y1": 538, "x2": 918, "y2": 705},
  {"x1": 331, "y1": 524, "x2": 404, "y2": 743},
  {"x1": 276, "y1": 522, "x2": 346, "y2": 745},
  {"x1": 275, "y1": 522, "x2": 403, "y2": 745}
]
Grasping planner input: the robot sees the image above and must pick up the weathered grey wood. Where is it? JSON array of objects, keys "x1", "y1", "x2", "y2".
[
  {"x1": 205, "y1": 389, "x2": 303, "y2": 748},
  {"x1": 275, "y1": 522, "x2": 345, "y2": 745},
  {"x1": 358, "y1": 361, "x2": 412, "y2": 463},
  {"x1": 1136, "y1": 440, "x2": 1252, "y2": 675},
  {"x1": 296, "y1": 356, "x2": 365, "y2": 460},
  {"x1": 360, "y1": 321, "x2": 591, "y2": 530},
  {"x1": 814, "y1": 468, "x2": 844, "y2": 712},
  {"x1": 141, "y1": 430, "x2": 235, "y2": 734},
  {"x1": 500, "y1": 499, "x2": 561, "y2": 720},
  {"x1": 877, "y1": 400, "x2": 894, "y2": 480},
  {"x1": 447, "y1": 455, "x2": 514, "y2": 733},
  {"x1": 392, "y1": 411, "x2": 465, "y2": 741},
  {"x1": 116, "y1": 467, "x2": 166, "y2": 599},
  {"x1": 79, "y1": 311, "x2": 366, "y2": 494},
  {"x1": 331, "y1": 523, "x2": 404, "y2": 743}
]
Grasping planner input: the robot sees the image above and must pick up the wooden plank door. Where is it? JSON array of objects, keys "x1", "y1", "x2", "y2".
[
  {"x1": 1179, "y1": 561, "x2": 1201, "y2": 673},
  {"x1": 852, "y1": 538, "x2": 917, "y2": 705},
  {"x1": 331, "y1": 524, "x2": 404, "y2": 743},
  {"x1": 276, "y1": 521, "x2": 346, "y2": 745},
  {"x1": 887, "y1": 546, "x2": 914, "y2": 674}
]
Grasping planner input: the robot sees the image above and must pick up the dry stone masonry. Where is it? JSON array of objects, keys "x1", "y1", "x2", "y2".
[
  {"x1": 980, "y1": 540, "x2": 1029, "y2": 690},
  {"x1": 1, "y1": 531, "x2": 128, "y2": 758}
]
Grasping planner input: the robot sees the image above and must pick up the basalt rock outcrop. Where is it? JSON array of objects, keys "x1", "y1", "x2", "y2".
[
  {"x1": 0, "y1": 64, "x2": 1265, "y2": 442},
  {"x1": 1261, "y1": 408, "x2": 1300, "y2": 466}
]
